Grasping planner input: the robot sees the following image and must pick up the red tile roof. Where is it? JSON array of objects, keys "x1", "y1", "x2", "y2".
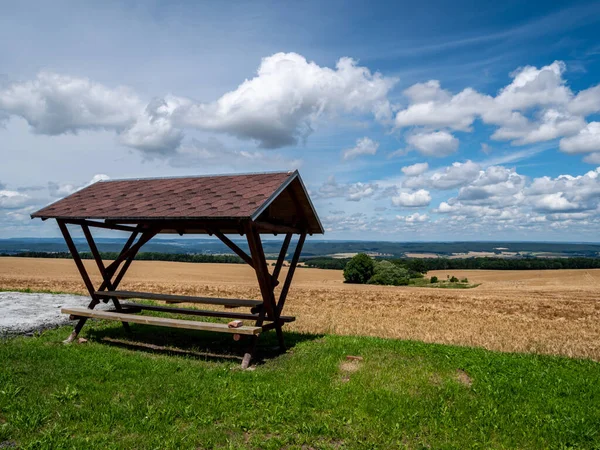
[{"x1": 32, "y1": 171, "x2": 297, "y2": 220}]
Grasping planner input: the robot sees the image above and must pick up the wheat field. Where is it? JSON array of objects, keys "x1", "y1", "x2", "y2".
[{"x1": 1, "y1": 257, "x2": 599, "y2": 360}]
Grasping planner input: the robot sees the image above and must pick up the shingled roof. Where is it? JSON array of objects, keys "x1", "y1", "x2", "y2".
[{"x1": 32, "y1": 170, "x2": 323, "y2": 235}]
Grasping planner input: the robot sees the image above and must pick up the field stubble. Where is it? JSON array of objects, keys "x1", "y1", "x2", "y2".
[{"x1": 1, "y1": 257, "x2": 599, "y2": 360}]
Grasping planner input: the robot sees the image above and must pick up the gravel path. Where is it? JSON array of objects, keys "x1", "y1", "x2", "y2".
[{"x1": 0, "y1": 292, "x2": 109, "y2": 336}]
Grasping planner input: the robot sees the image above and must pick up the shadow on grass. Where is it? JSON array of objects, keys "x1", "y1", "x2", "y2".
[{"x1": 85, "y1": 323, "x2": 323, "y2": 366}]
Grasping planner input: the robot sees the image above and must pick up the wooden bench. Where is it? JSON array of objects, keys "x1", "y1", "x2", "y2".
[
  {"x1": 118, "y1": 302, "x2": 295, "y2": 323},
  {"x1": 95, "y1": 290, "x2": 262, "y2": 308},
  {"x1": 62, "y1": 307, "x2": 262, "y2": 335}
]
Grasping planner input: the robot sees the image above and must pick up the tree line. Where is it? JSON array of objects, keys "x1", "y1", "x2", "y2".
[
  {"x1": 1, "y1": 251, "x2": 245, "y2": 264},
  {"x1": 303, "y1": 256, "x2": 600, "y2": 271}
]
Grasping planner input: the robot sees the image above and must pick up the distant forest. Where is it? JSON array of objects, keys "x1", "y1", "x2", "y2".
[
  {"x1": 2, "y1": 238, "x2": 600, "y2": 259},
  {"x1": 0, "y1": 251, "x2": 244, "y2": 264},
  {"x1": 4, "y1": 251, "x2": 600, "y2": 271},
  {"x1": 302, "y1": 256, "x2": 600, "y2": 271}
]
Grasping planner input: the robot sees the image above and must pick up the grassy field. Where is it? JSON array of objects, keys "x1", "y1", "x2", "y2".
[
  {"x1": 2, "y1": 257, "x2": 600, "y2": 448},
  {"x1": 1, "y1": 321, "x2": 599, "y2": 449},
  {"x1": 1, "y1": 257, "x2": 599, "y2": 360}
]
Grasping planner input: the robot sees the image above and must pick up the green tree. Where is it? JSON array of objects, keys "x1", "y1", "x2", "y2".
[
  {"x1": 430, "y1": 276, "x2": 438, "y2": 283},
  {"x1": 367, "y1": 260, "x2": 410, "y2": 286},
  {"x1": 407, "y1": 259, "x2": 428, "y2": 274},
  {"x1": 343, "y1": 253, "x2": 375, "y2": 284},
  {"x1": 450, "y1": 276, "x2": 459, "y2": 283}
]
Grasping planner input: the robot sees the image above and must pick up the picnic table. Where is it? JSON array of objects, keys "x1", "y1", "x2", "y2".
[{"x1": 31, "y1": 170, "x2": 323, "y2": 368}]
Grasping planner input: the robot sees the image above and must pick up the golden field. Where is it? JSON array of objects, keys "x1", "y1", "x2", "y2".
[{"x1": 1, "y1": 257, "x2": 599, "y2": 360}]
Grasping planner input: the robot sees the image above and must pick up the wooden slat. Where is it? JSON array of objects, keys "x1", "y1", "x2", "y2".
[
  {"x1": 119, "y1": 302, "x2": 295, "y2": 322},
  {"x1": 94, "y1": 290, "x2": 262, "y2": 308},
  {"x1": 62, "y1": 307, "x2": 262, "y2": 335}
]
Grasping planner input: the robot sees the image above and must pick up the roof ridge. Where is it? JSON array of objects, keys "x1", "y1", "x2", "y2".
[{"x1": 100, "y1": 170, "x2": 295, "y2": 183}]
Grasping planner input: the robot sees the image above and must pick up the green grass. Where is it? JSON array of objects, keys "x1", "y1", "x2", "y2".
[
  {"x1": 409, "y1": 278, "x2": 481, "y2": 289},
  {"x1": 1, "y1": 322, "x2": 599, "y2": 449}
]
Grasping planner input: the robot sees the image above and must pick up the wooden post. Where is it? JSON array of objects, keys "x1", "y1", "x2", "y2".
[
  {"x1": 277, "y1": 232, "x2": 306, "y2": 313},
  {"x1": 81, "y1": 224, "x2": 130, "y2": 332},
  {"x1": 58, "y1": 222, "x2": 156, "y2": 343},
  {"x1": 57, "y1": 220, "x2": 101, "y2": 343},
  {"x1": 271, "y1": 233, "x2": 292, "y2": 287}
]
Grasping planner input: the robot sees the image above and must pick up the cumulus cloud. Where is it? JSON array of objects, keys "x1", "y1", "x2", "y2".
[
  {"x1": 406, "y1": 130, "x2": 459, "y2": 157},
  {"x1": 48, "y1": 174, "x2": 109, "y2": 198},
  {"x1": 169, "y1": 137, "x2": 301, "y2": 170},
  {"x1": 315, "y1": 176, "x2": 379, "y2": 202},
  {"x1": 0, "y1": 71, "x2": 141, "y2": 135},
  {"x1": 404, "y1": 160, "x2": 481, "y2": 190},
  {"x1": 392, "y1": 189, "x2": 431, "y2": 207},
  {"x1": 535, "y1": 192, "x2": 580, "y2": 212},
  {"x1": 0, "y1": 190, "x2": 32, "y2": 209},
  {"x1": 401, "y1": 162, "x2": 429, "y2": 177},
  {"x1": 0, "y1": 53, "x2": 397, "y2": 154},
  {"x1": 182, "y1": 53, "x2": 396, "y2": 148},
  {"x1": 394, "y1": 61, "x2": 600, "y2": 160},
  {"x1": 583, "y1": 153, "x2": 600, "y2": 164},
  {"x1": 342, "y1": 137, "x2": 379, "y2": 160},
  {"x1": 433, "y1": 166, "x2": 600, "y2": 232},
  {"x1": 397, "y1": 212, "x2": 429, "y2": 222},
  {"x1": 559, "y1": 122, "x2": 600, "y2": 154}
]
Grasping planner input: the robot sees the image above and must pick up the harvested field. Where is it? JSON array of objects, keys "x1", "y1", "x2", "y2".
[{"x1": 1, "y1": 257, "x2": 599, "y2": 360}]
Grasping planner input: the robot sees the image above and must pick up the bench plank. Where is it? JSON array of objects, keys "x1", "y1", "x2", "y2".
[
  {"x1": 94, "y1": 290, "x2": 262, "y2": 308},
  {"x1": 62, "y1": 307, "x2": 262, "y2": 335},
  {"x1": 119, "y1": 302, "x2": 295, "y2": 323}
]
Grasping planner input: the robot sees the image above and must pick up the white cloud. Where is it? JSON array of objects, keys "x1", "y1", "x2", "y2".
[
  {"x1": 342, "y1": 137, "x2": 379, "y2": 160},
  {"x1": 0, "y1": 53, "x2": 397, "y2": 154},
  {"x1": 411, "y1": 160, "x2": 481, "y2": 190},
  {"x1": 401, "y1": 162, "x2": 429, "y2": 176},
  {"x1": 394, "y1": 61, "x2": 600, "y2": 157},
  {"x1": 347, "y1": 183, "x2": 378, "y2": 201},
  {"x1": 568, "y1": 85, "x2": 600, "y2": 116},
  {"x1": 406, "y1": 130, "x2": 459, "y2": 157},
  {"x1": 315, "y1": 176, "x2": 378, "y2": 202},
  {"x1": 48, "y1": 174, "x2": 109, "y2": 198},
  {"x1": 583, "y1": 153, "x2": 600, "y2": 164},
  {"x1": 559, "y1": 122, "x2": 600, "y2": 154},
  {"x1": 182, "y1": 53, "x2": 397, "y2": 148},
  {"x1": 392, "y1": 189, "x2": 431, "y2": 207},
  {"x1": 169, "y1": 137, "x2": 301, "y2": 169},
  {"x1": 397, "y1": 212, "x2": 429, "y2": 222},
  {"x1": 0, "y1": 190, "x2": 31, "y2": 209},
  {"x1": 535, "y1": 192, "x2": 580, "y2": 212},
  {"x1": 0, "y1": 71, "x2": 141, "y2": 135}
]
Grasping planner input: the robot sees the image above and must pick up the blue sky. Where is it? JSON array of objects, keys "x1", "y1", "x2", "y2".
[{"x1": 1, "y1": 0, "x2": 600, "y2": 241}]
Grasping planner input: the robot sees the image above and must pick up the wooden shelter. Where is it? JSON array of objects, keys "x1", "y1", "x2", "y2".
[{"x1": 31, "y1": 170, "x2": 323, "y2": 368}]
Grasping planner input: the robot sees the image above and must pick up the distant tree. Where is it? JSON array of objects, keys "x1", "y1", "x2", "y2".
[
  {"x1": 450, "y1": 276, "x2": 459, "y2": 283},
  {"x1": 367, "y1": 260, "x2": 410, "y2": 286},
  {"x1": 343, "y1": 253, "x2": 375, "y2": 284},
  {"x1": 430, "y1": 276, "x2": 438, "y2": 283},
  {"x1": 460, "y1": 278, "x2": 469, "y2": 283},
  {"x1": 407, "y1": 259, "x2": 428, "y2": 274}
]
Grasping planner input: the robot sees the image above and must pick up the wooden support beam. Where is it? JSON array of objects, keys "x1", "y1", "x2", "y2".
[
  {"x1": 104, "y1": 230, "x2": 157, "y2": 275},
  {"x1": 277, "y1": 232, "x2": 306, "y2": 314},
  {"x1": 57, "y1": 221, "x2": 98, "y2": 302},
  {"x1": 271, "y1": 233, "x2": 292, "y2": 286},
  {"x1": 254, "y1": 221, "x2": 302, "y2": 234},
  {"x1": 65, "y1": 219, "x2": 139, "y2": 233},
  {"x1": 81, "y1": 224, "x2": 130, "y2": 331},
  {"x1": 246, "y1": 224, "x2": 285, "y2": 350},
  {"x1": 211, "y1": 229, "x2": 254, "y2": 268},
  {"x1": 57, "y1": 220, "x2": 100, "y2": 343}
]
